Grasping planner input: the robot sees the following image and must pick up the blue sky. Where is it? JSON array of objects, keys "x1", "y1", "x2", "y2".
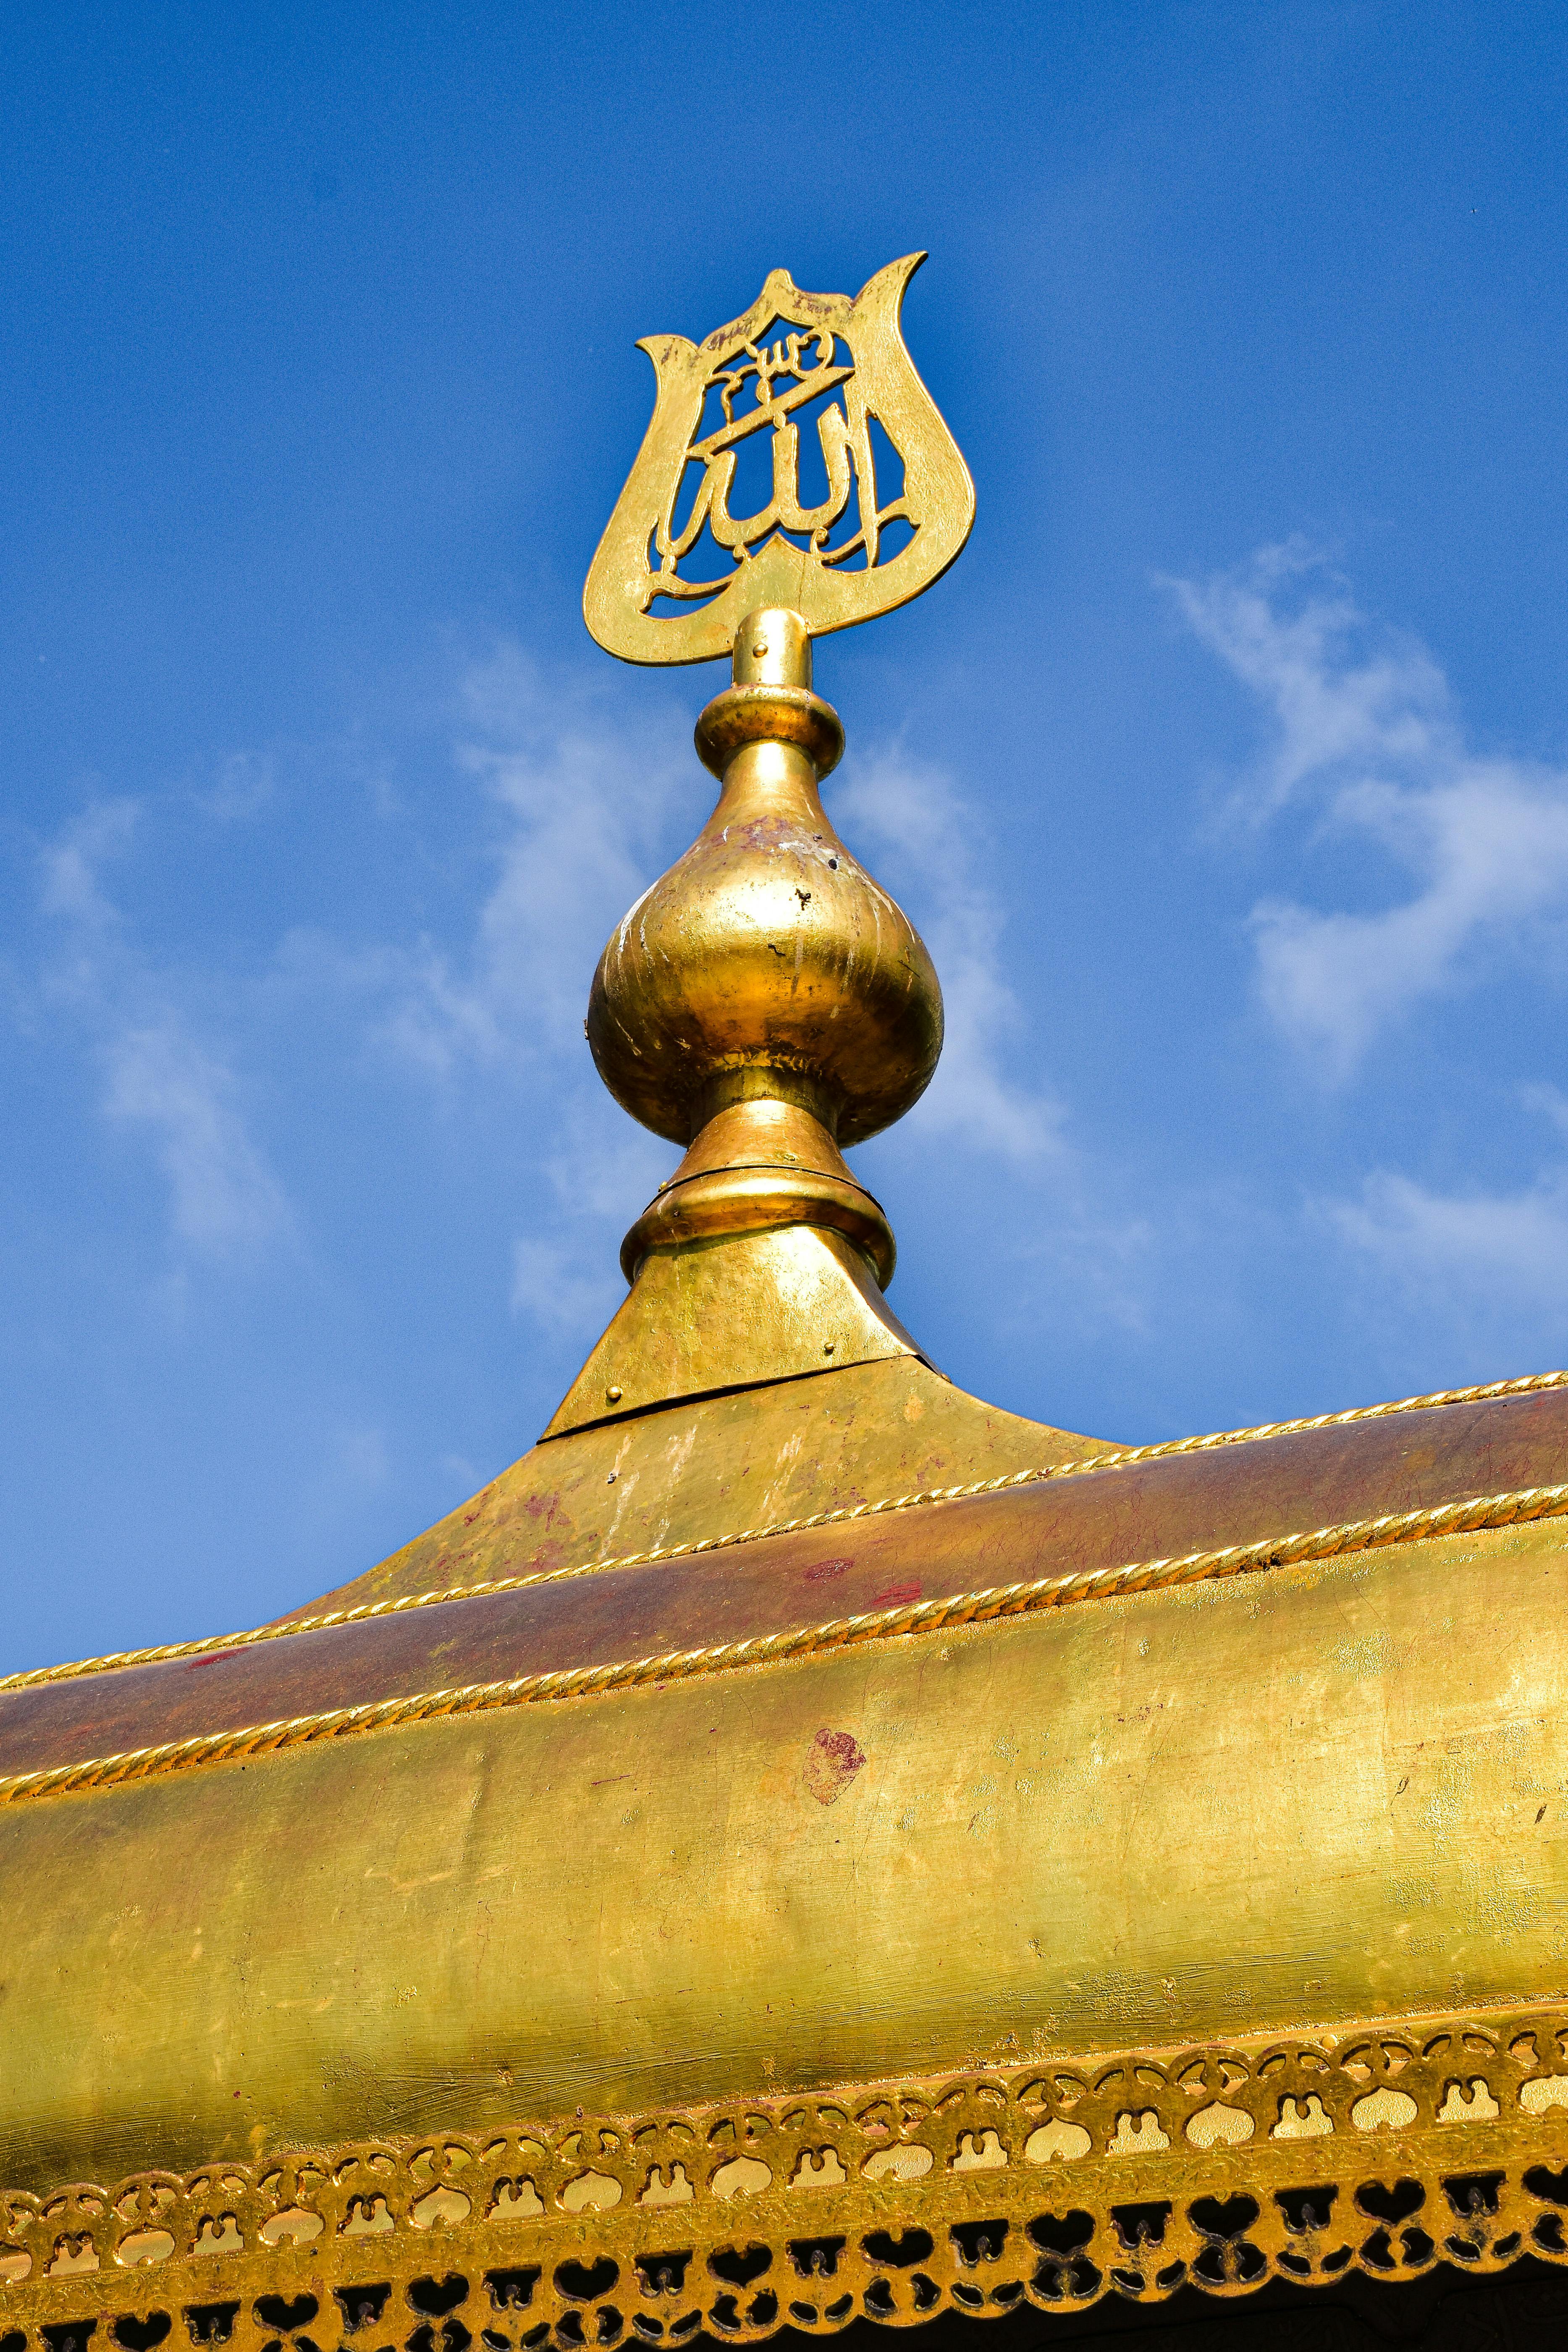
[{"x1": 4, "y1": 2, "x2": 1568, "y2": 1667}]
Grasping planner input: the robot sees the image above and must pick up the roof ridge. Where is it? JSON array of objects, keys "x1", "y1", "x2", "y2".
[
  {"x1": 2, "y1": 1366, "x2": 1560, "y2": 1697},
  {"x1": 5, "y1": 1471, "x2": 1566, "y2": 1807}
]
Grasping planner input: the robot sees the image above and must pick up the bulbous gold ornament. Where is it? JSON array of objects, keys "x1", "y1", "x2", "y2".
[
  {"x1": 586, "y1": 609, "x2": 941, "y2": 1298},
  {"x1": 586, "y1": 723, "x2": 942, "y2": 1152}
]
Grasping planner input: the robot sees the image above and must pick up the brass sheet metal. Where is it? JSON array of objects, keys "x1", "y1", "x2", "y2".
[
  {"x1": 586, "y1": 718, "x2": 941, "y2": 1164},
  {"x1": 3, "y1": 1478, "x2": 1565, "y2": 1809},
  {"x1": 10, "y1": 1374, "x2": 1560, "y2": 1705},
  {"x1": 291, "y1": 1356, "x2": 1112, "y2": 1621},
  {"x1": 2, "y1": 1510, "x2": 1566, "y2": 2185},
  {"x1": 6, "y1": 1384, "x2": 1567, "y2": 1773},
  {"x1": 543, "y1": 1228, "x2": 920, "y2": 1439}
]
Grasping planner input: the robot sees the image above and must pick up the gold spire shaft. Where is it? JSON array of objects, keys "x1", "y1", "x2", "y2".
[{"x1": 604, "y1": 609, "x2": 936, "y2": 1299}]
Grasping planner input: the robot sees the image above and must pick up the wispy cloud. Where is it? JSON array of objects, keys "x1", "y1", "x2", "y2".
[
  {"x1": 383, "y1": 642, "x2": 695, "y2": 1083},
  {"x1": 374, "y1": 644, "x2": 695, "y2": 1330},
  {"x1": 1169, "y1": 543, "x2": 1568, "y2": 1076},
  {"x1": 103, "y1": 1021, "x2": 288, "y2": 1255},
  {"x1": 38, "y1": 796, "x2": 138, "y2": 929},
  {"x1": 34, "y1": 802, "x2": 291, "y2": 1262},
  {"x1": 832, "y1": 737, "x2": 1153, "y2": 1338},
  {"x1": 1318, "y1": 1088, "x2": 1568, "y2": 1376},
  {"x1": 1169, "y1": 542, "x2": 1453, "y2": 817},
  {"x1": 1324, "y1": 1164, "x2": 1568, "y2": 1387},
  {"x1": 195, "y1": 750, "x2": 276, "y2": 822},
  {"x1": 511, "y1": 1235, "x2": 622, "y2": 1337},
  {"x1": 1330, "y1": 1167, "x2": 1568, "y2": 1307}
]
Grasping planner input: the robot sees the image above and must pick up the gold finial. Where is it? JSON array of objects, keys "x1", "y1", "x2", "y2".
[
  {"x1": 582, "y1": 253, "x2": 974, "y2": 666},
  {"x1": 547, "y1": 258, "x2": 971, "y2": 1437}
]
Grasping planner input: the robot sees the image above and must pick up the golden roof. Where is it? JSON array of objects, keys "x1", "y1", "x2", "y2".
[{"x1": 3, "y1": 257, "x2": 1566, "y2": 2347}]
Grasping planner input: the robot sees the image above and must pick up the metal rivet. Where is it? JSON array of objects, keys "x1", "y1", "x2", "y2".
[{"x1": 607, "y1": 1384, "x2": 623, "y2": 1402}]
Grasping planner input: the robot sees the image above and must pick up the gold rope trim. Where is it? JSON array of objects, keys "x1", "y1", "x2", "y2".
[
  {"x1": 4, "y1": 1476, "x2": 1566, "y2": 1807},
  {"x1": 1, "y1": 1367, "x2": 1562, "y2": 1700}
]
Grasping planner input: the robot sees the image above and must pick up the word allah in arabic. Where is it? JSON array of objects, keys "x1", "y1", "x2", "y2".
[{"x1": 652, "y1": 332, "x2": 910, "y2": 596}]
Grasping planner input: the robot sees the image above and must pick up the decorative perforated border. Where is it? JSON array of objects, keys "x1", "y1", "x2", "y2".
[{"x1": 5, "y1": 2005, "x2": 1568, "y2": 2345}]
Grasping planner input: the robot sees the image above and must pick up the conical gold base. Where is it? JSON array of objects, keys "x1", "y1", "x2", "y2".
[{"x1": 542, "y1": 1221, "x2": 920, "y2": 1438}]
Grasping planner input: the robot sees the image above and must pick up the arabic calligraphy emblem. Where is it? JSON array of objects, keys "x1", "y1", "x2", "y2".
[{"x1": 583, "y1": 253, "x2": 975, "y2": 665}]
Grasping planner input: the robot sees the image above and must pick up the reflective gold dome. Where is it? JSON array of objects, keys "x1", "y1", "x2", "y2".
[{"x1": 587, "y1": 613, "x2": 941, "y2": 1152}]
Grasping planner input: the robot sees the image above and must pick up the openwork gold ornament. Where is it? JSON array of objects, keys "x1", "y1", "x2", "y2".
[
  {"x1": 5, "y1": 2010, "x2": 1568, "y2": 2347},
  {"x1": 583, "y1": 254, "x2": 974, "y2": 666}
]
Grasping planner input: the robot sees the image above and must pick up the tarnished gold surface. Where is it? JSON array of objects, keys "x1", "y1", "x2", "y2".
[
  {"x1": 543, "y1": 1228, "x2": 918, "y2": 1437},
  {"x1": 696, "y1": 607, "x2": 845, "y2": 773},
  {"x1": 3, "y1": 1500, "x2": 1568, "y2": 2188},
  {"x1": 14, "y1": 1378, "x2": 1568, "y2": 1790},
  {"x1": 9, "y1": 1476, "x2": 1568, "y2": 1807},
  {"x1": 587, "y1": 734, "x2": 940, "y2": 1157},
  {"x1": 619, "y1": 1100, "x2": 897, "y2": 1290},
  {"x1": 3, "y1": 1370, "x2": 1563, "y2": 1700},
  {"x1": 573, "y1": 606, "x2": 946, "y2": 1421},
  {"x1": 585, "y1": 628, "x2": 941, "y2": 1155},
  {"x1": 297, "y1": 1354, "x2": 1112, "y2": 1619},
  {"x1": 3, "y1": 2011, "x2": 1568, "y2": 2344},
  {"x1": 582, "y1": 255, "x2": 974, "y2": 667}
]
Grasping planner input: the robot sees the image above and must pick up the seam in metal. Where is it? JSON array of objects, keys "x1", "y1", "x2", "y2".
[
  {"x1": 4, "y1": 1476, "x2": 1565, "y2": 1807},
  {"x1": 653, "y1": 1160, "x2": 885, "y2": 1206},
  {"x1": 2, "y1": 1366, "x2": 1562, "y2": 1699}
]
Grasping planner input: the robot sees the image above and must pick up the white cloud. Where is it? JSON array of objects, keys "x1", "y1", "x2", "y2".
[
  {"x1": 104, "y1": 1018, "x2": 288, "y2": 1255},
  {"x1": 1169, "y1": 541, "x2": 1453, "y2": 815},
  {"x1": 382, "y1": 642, "x2": 695, "y2": 1081},
  {"x1": 1319, "y1": 1088, "x2": 1568, "y2": 1363},
  {"x1": 1170, "y1": 544, "x2": 1568, "y2": 1075},
  {"x1": 197, "y1": 750, "x2": 275, "y2": 822},
  {"x1": 1521, "y1": 1081, "x2": 1568, "y2": 1142},
  {"x1": 831, "y1": 739, "x2": 1153, "y2": 1337},
  {"x1": 370, "y1": 644, "x2": 695, "y2": 1332},
  {"x1": 1328, "y1": 1167, "x2": 1568, "y2": 1342},
  {"x1": 34, "y1": 802, "x2": 291, "y2": 1263},
  {"x1": 39, "y1": 797, "x2": 137, "y2": 929},
  {"x1": 332, "y1": 1424, "x2": 392, "y2": 1490},
  {"x1": 511, "y1": 1236, "x2": 622, "y2": 1337}
]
